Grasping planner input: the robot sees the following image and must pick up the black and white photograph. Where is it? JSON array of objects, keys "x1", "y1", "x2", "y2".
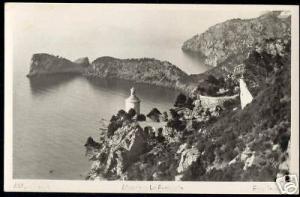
[{"x1": 4, "y1": 3, "x2": 299, "y2": 194}]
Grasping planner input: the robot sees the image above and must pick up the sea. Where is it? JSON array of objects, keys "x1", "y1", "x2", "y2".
[{"x1": 12, "y1": 39, "x2": 210, "y2": 180}]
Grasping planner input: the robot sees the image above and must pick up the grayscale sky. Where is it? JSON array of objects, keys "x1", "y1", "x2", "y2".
[{"x1": 6, "y1": 4, "x2": 273, "y2": 61}]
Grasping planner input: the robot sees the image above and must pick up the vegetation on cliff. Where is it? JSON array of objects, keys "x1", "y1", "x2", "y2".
[
  {"x1": 189, "y1": 11, "x2": 291, "y2": 97},
  {"x1": 85, "y1": 57, "x2": 197, "y2": 92},
  {"x1": 85, "y1": 36, "x2": 291, "y2": 181}
]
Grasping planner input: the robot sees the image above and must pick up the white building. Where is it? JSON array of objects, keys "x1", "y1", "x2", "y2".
[
  {"x1": 125, "y1": 87, "x2": 141, "y2": 114},
  {"x1": 234, "y1": 64, "x2": 253, "y2": 109},
  {"x1": 239, "y1": 77, "x2": 253, "y2": 109}
]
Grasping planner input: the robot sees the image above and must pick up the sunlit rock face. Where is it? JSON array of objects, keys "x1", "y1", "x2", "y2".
[
  {"x1": 177, "y1": 145, "x2": 200, "y2": 174},
  {"x1": 85, "y1": 122, "x2": 148, "y2": 180}
]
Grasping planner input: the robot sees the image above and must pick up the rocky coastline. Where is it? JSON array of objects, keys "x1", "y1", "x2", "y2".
[
  {"x1": 85, "y1": 37, "x2": 291, "y2": 180},
  {"x1": 84, "y1": 11, "x2": 291, "y2": 181},
  {"x1": 26, "y1": 11, "x2": 292, "y2": 181},
  {"x1": 27, "y1": 54, "x2": 198, "y2": 94}
]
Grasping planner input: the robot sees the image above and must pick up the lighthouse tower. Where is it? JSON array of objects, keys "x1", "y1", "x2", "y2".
[{"x1": 125, "y1": 87, "x2": 141, "y2": 115}]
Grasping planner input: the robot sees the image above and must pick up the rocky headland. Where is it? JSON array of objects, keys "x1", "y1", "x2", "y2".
[
  {"x1": 85, "y1": 57, "x2": 197, "y2": 92},
  {"x1": 85, "y1": 36, "x2": 291, "y2": 181},
  {"x1": 27, "y1": 53, "x2": 89, "y2": 77},
  {"x1": 25, "y1": 11, "x2": 292, "y2": 181},
  {"x1": 84, "y1": 11, "x2": 291, "y2": 181},
  {"x1": 27, "y1": 54, "x2": 198, "y2": 93}
]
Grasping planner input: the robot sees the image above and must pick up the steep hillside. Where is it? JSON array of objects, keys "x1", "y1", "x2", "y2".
[
  {"x1": 190, "y1": 37, "x2": 291, "y2": 98},
  {"x1": 85, "y1": 37, "x2": 291, "y2": 181},
  {"x1": 182, "y1": 11, "x2": 290, "y2": 67},
  {"x1": 181, "y1": 53, "x2": 291, "y2": 181}
]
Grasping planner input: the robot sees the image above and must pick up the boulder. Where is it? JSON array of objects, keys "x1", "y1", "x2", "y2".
[
  {"x1": 177, "y1": 146, "x2": 200, "y2": 173},
  {"x1": 98, "y1": 123, "x2": 148, "y2": 178}
]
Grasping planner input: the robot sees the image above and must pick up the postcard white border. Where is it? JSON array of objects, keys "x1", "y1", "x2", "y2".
[{"x1": 4, "y1": 3, "x2": 299, "y2": 194}]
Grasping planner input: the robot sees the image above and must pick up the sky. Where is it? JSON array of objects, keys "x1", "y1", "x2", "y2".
[{"x1": 6, "y1": 4, "x2": 278, "y2": 62}]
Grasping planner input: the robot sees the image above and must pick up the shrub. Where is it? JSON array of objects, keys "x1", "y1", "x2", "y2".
[
  {"x1": 156, "y1": 128, "x2": 165, "y2": 143},
  {"x1": 174, "y1": 93, "x2": 187, "y2": 107},
  {"x1": 223, "y1": 99, "x2": 239, "y2": 110},
  {"x1": 128, "y1": 108, "x2": 136, "y2": 119},
  {"x1": 107, "y1": 121, "x2": 122, "y2": 137},
  {"x1": 206, "y1": 75, "x2": 219, "y2": 85},
  {"x1": 147, "y1": 108, "x2": 162, "y2": 122},
  {"x1": 137, "y1": 114, "x2": 146, "y2": 121},
  {"x1": 110, "y1": 115, "x2": 118, "y2": 122},
  {"x1": 185, "y1": 97, "x2": 195, "y2": 110},
  {"x1": 161, "y1": 112, "x2": 168, "y2": 122},
  {"x1": 166, "y1": 119, "x2": 186, "y2": 131},
  {"x1": 169, "y1": 109, "x2": 179, "y2": 120},
  {"x1": 117, "y1": 109, "x2": 127, "y2": 119}
]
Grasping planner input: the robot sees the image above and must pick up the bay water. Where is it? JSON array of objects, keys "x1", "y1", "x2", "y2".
[{"x1": 13, "y1": 40, "x2": 209, "y2": 180}]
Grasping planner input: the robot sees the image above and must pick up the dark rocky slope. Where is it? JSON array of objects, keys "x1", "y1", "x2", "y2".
[{"x1": 180, "y1": 47, "x2": 291, "y2": 181}]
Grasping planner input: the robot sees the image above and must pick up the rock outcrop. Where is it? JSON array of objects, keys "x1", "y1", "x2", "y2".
[
  {"x1": 182, "y1": 11, "x2": 291, "y2": 67},
  {"x1": 176, "y1": 144, "x2": 200, "y2": 174},
  {"x1": 27, "y1": 53, "x2": 87, "y2": 77},
  {"x1": 85, "y1": 122, "x2": 148, "y2": 180}
]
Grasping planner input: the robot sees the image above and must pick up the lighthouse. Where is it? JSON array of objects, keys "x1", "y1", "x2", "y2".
[{"x1": 125, "y1": 87, "x2": 141, "y2": 115}]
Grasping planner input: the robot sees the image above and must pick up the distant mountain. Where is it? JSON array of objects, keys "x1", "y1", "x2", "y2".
[{"x1": 182, "y1": 11, "x2": 291, "y2": 67}]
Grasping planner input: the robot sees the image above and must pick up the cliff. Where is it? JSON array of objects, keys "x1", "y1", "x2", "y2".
[
  {"x1": 182, "y1": 11, "x2": 291, "y2": 67},
  {"x1": 27, "y1": 53, "x2": 89, "y2": 77}
]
